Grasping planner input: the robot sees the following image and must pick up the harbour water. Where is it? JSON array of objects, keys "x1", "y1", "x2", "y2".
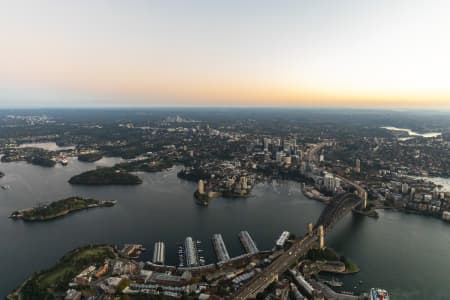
[
  {"x1": 381, "y1": 126, "x2": 442, "y2": 138},
  {"x1": 0, "y1": 158, "x2": 449, "y2": 298},
  {"x1": 17, "y1": 142, "x2": 75, "y2": 151}
]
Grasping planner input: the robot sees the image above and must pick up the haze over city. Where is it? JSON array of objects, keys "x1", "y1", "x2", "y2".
[{"x1": 1, "y1": 0, "x2": 449, "y2": 108}]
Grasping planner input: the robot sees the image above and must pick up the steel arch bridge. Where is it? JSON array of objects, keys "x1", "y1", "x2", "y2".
[
  {"x1": 315, "y1": 192, "x2": 362, "y2": 233},
  {"x1": 233, "y1": 192, "x2": 363, "y2": 299}
]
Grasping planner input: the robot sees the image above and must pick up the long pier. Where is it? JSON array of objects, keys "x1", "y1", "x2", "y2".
[
  {"x1": 212, "y1": 234, "x2": 230, "y2": 262},
  {"x1": 184, "y1": 237, "x2": 199, "y2": 267},
  {"x1": 239, "y1": 231, "x2": 259, "y2": 254},
  {"x1": 152, "y1": 241, "x2": 165, "y2": 265}
]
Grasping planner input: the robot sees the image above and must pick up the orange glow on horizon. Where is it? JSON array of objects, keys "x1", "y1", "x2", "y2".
[
  {"x1": 1, "y1": 1, "x2": 450, "y2": 107},
  {"x1": 3, "y1": 67, "x2": 449, "y2": 108}
]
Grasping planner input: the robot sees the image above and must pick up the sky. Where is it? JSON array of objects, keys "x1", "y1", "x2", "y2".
[{"x1": 0, "y1": 0, "x2": 449, "y2": 108}]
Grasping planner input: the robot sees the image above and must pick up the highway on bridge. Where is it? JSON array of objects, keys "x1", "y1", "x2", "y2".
[{"x1": 234, "y1": 234, "x2": 317, "y2": 300}]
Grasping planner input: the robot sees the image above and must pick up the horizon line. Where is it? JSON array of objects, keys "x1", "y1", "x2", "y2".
[{"x1": 1, "y1": 105, "x2": 450, "y2": 112}]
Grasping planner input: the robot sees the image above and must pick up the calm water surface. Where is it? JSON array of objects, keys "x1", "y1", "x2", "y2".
[
  {"x1": 17, "y1": 142, "x2": 75, "y2": 151},
  {"x1": 0, "y1": 158, "x2": 449, "y2": 299},
  {"x1": 381, "y1": 126, "x2": 442, "y2": 138}
]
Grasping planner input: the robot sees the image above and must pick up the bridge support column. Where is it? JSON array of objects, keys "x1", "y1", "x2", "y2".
[
  {"x1": 308, "y1": 223, "x2": 313, "y2": 237},
  {"x1": 361, "y1": 191, "x2": 367, "y2": 209},
  {"x1": 319, "y1": 225, "x2": 325, "y2": 249}
]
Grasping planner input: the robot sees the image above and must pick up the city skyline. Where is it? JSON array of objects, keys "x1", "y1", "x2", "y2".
[{"x1": 1, "y1": 0, "x2": 449, "y2": 108}]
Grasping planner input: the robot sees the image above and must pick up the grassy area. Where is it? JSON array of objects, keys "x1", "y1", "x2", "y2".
[
  {"x1": 307, "y1": 248, "x2": 360, "y2": 273},
  {"x1": 307, "y1": 248, "x2": 339, "y2": 261},
  {"x1": 12, "y1": 245, "x2": 116, "y2": 300},
  {"x1": 340, "y1": 256, "x2": 360, "y2": 273}
]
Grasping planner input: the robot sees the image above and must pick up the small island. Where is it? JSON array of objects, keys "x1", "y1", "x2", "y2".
[
  {"x1": 9, "y1": 197, "x2": 117, "y2": 221},
  {"x1": 26, "y1": 155, "x2": 56, "y2": 167},
  {"x1": 77, "y1": 152, "x2": 103, "y2": 162},
  {"x1": 69, "y1": 167, "x2": 143, "y2": 185}
]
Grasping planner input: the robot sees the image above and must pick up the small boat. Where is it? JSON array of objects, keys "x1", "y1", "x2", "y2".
[
  {"x1": 1, "y1": 185, "x2": 10, "y2": 190},
  {"x1": 370, "y1": 288, "x2": 390, "y2": 300},
  {"x1": 59, "y1": 156, "x2": 69, "y2": 166}
]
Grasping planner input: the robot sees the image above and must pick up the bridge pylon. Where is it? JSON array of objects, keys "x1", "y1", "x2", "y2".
[
  {"x1": 361, "y1": 191, "x2": 368, "y2": 209},
  {"x1": 319, "y1": 225, "x2": 325, "y2": 249},
  {"x1": 355, "y1": 190, "x2": 368, "y2": 209}
]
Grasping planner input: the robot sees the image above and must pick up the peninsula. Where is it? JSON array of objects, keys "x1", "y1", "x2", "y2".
[
  {"x1": 7, "y1": 245, "x2": 116, "y2": 300},
  {"x1": 77, "y1": 152, "x2": 103, "y2": 162},
  {"x1": 68, "y1": 167, "x2": 142, "y2": 185},
  {"x1": 9, "y1": 197, "x2": 116, "y2": 221},
  {"x1": 26, "y1": 155, "x2": 56, "y2": 167},
  {"x1": 115, "y1": 158, "x2": 174, "y2": 173}
]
